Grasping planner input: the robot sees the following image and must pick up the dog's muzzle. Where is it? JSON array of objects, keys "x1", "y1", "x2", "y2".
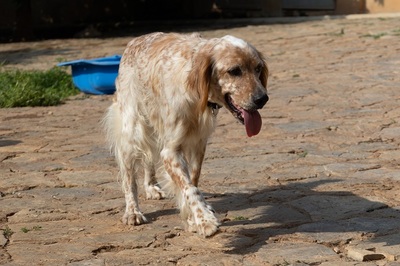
[{"x1": 252, "y1": 91, "x2": 269, "y2": 109}]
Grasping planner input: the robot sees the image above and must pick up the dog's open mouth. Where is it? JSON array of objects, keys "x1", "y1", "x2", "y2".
[{"x1": 225, "y1": 94, "x2": 262, "y2": 137}]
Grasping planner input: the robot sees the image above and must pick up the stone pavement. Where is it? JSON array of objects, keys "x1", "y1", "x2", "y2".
[{"x1": 1, "y1": 14, "x2": 400, "y2": 265}]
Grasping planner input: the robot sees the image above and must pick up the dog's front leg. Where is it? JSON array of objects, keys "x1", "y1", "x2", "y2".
[
  {"x1": 189, "y1": 141, "x2": 207, "y2": 187},
  {"x1": 161, "y1": 147, "x2": 220, "y2": 237}
]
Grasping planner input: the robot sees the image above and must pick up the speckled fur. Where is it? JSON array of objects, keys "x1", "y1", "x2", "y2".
[{"x1": 104, "y1": 32, "x2": 268, "y2": 237}]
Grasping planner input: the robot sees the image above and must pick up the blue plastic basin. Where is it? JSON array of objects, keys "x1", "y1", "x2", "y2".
[{"x1": 58, "y1": 55, "x2": 121, "y2": 95}]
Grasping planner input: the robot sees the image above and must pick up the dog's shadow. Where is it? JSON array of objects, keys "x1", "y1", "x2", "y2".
[
  {"x1": 0, "y1": 139, "x2": 22, "y2": 147},
  {"x1": 206, "y1": 179, "x2": 400, "y2": 254}
]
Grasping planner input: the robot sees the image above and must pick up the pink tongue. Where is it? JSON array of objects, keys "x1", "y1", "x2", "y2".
[{"x1": 243, "y1": 110, "x2": 262, "y2": 137}]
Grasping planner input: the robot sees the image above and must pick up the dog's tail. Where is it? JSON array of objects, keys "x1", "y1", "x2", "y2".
[{"x1": 102, "y1": 102, "x2": 122, "y2": 158}]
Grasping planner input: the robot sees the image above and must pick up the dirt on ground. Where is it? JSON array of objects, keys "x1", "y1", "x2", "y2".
[{"x1": 1, "y1": 14, "x2": 400, "y2": 265}]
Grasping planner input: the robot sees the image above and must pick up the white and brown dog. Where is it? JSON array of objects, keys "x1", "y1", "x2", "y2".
[{"x1": 104, "y1": 32, "x2": 268, "y2": 237}]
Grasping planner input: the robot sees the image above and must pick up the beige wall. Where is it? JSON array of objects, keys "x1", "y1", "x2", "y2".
[
  {"x1": 335, "y1": 0, "x2": 400, "y2": 14},
  {"x1": 366, "y1": 0, "x2": 400, "y2": 13},
  {"x1": 262, "y1": 0, "x2": 400, "y2": 16}
]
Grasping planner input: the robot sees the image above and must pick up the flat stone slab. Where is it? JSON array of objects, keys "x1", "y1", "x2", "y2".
[
  {"x1": 248, "y1": 242, "x2": 339, "y2": 265},
  {"x1": 346, "y1": 233, "x2": 400, "y2": 262}
]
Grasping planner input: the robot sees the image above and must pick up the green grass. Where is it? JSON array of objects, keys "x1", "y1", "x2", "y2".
[
  {"x1": 21, "y1": 227, "x2": 30, "y2": 233},
  {"x1": 2, "y1": 226, "x2": 14, "y2": 239},
  {"x1": 232, "y1": 216, "x2": 248, "y2": 221},
  {"x1": 360, "y1": 32, "x2": 387, "y2": 39},
  {"x1": 326, "y1": 28, "x2": 345, "y2": 37},
  {"x1": 0, "y1": 67, "x2": 79, "y2": 108},
  {"x1": 392, "y1": 28, "x2": 400, "y2": 36},
  {"x1": 297, "y1": 150, "x2": 308, "y2": 158},
  {"x1": 21, "y1": 225, "x2": 42, "y2": 233}
]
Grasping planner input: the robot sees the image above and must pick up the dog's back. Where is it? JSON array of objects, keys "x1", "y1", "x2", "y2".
[{"x1": 113, "y1": 33, "x2": 212, "y2": 141}]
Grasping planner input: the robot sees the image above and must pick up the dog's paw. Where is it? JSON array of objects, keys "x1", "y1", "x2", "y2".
[
  {"x1": 193, "y1": 206, "x2": 220, "y2": 237},
  {"x1": 186, "y1": 213, "x2": 198, "y2": 233},
  {"x1": 197, "y1": 212, "x2": 220, "y2": 237},
  {"x1": 122, "y1": 211, "x2": 147, "y2": 225},
  {"x1": 145, "y1": 184, "x2": 166, "y2": 200}
]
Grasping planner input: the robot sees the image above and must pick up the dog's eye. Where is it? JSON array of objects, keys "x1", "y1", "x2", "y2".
[
  {"x1": 228, "y1": 67, "x2": 242, "y2": 77},
  {"x1": 255, "y1": 64, "x2": 263, "y2": 73}
]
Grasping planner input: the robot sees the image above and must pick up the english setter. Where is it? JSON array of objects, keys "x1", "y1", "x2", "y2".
[{"x1": 105, "y1": 32, "x2": 269, "y2": 237}]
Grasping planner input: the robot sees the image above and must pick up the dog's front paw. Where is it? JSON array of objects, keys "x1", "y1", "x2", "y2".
[
  {"x1": 197, "y1": 211, "x2": 220, "y2": 237},
  {"x1": 193, "y1": 206, "x2": 220, "y2": 237},
  {"x1": 145, "y1": 184, "x2": 166, "y2": 200},
  {"x1": 186, "y1": 213, "x2": 198, "y2": 233},
  {"x1": 122, "y1": 211, "x2": 147, "y2": 225}
]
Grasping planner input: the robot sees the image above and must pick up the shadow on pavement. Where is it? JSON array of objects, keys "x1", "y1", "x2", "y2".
[
  {"x1": 210, "y1": 179, "x2": 400, "y2": 254},
  {"x1": 0, "y1": 139, "x2": 22, "y2": 147},
  {"x1": 0, "y1": 48, "x2": 74, "y2": 66}
]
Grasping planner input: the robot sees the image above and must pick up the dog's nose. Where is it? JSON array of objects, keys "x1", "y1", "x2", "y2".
[{"x1": 253, "y1": 93, "x2": 269, "y2": 109}]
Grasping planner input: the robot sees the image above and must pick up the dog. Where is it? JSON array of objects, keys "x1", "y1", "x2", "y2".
[{"x1": 104, "y1": 32, "x2": 269, "y2": 237}]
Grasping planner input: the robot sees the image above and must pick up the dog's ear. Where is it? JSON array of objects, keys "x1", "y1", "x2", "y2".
[
  {"x1": 257, "y1": 51, "x2": 269, "y2": 88},
  {"x1": 186, "y1": 52, "x2": 212, "y2": 115}
]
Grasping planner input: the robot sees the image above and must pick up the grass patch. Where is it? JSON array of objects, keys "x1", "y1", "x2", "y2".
[
  {"x1": 0, "y1": 67, "x2": 79, "y2": 108},
  {"x1": 327, "y1": 28, "x2": 345, "y2": 37},
  {"x1": 232, "y1": 216, "x2": 248, "y2": 221},
  {"x1": 360, "y1": 32, "x2": 387, "y2": 39},
  {"x1": 392, "y1": 28, "x2": 400, "y2": 36},
  {"x1": 297, "y1": 150, "x2": 308, "y2": 158},
  {"x1": 289, "y1": 149, "x2": 308, "y2": 158},
  {"x1": 21, "y1": 227, "x2": 30, "y2": 233},
  {"x1": 2, "y1": 226, "x2": 14, "y2": 239},
  {"x1": 21, "y1": 225, "x2": 42, "y2": 233}
]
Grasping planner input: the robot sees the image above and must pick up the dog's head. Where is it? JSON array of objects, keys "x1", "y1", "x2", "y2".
[{"x1": 187, "y1": 35, "x2": 269, "y2": 137}]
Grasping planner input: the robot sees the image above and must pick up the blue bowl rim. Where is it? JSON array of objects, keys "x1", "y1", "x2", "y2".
[{"x1": 57, "y1": 55, "x2": 121, "y2": 67}]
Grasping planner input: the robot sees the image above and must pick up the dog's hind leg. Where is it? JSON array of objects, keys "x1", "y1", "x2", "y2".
[
  {"x1": 106, "y1": 103, "x2": 148, "y2": 225},
  {"x1": 144, "y1": 162, "x2": 165, "y2": 200},
  {"x1": 120, "y1": 158, "x2": 148, "y2": 225}
]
